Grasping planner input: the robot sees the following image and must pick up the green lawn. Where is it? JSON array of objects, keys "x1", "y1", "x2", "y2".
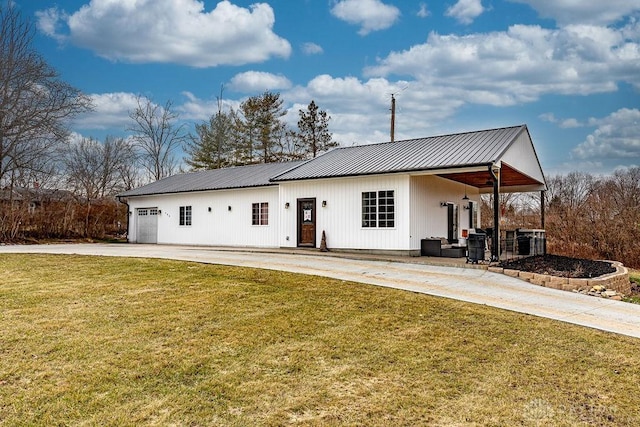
[{"x1": 1, "y1": 254, "x2": 639, "y2": 426}]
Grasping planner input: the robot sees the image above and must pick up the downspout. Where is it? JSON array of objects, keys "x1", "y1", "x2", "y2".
[
  {"x1": 490, "y1": 166, "x2": 500, "y2": 262},
  {"x1": 117, "y1": 196, "x2": 130, "y2": 243},
  {"x1": 541, "y1": 190, "x2": 546, "y2": 254}
]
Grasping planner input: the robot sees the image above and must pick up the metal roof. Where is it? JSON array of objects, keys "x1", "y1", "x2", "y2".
[
  {"x1": 271, "y1": 125, "x2": 527, "y2": 182},
  {"x1": 118, "y1": 161, "x2": 305, "y2": 198}
]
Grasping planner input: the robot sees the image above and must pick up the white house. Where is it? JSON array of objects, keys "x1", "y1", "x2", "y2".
[{"x1": 118, "y1": 125, "x2": 546, "y2": 257}]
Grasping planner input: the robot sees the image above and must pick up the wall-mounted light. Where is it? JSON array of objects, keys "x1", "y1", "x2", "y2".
[
  {"x1": 128, "y1": 211, "x2": 132, "y2": 216},
  {"x1": 158, "y1": 209, "x2": 162, "y2": 214},
  {"x1": 322, "y1": 200, "x2": 327, "y2": 207},
  {"x1": 440, "y1": 202, "x2": 448, "y2": 207},
  {"x1": 285, "y1": 202, "x2": 290, "y2": 209},
  {"x1": 228, "y1": 206, "x2": 232, "y2": 211},
  {"x1": 208, "y1": 207, "x2": 212, "y2": 212}
]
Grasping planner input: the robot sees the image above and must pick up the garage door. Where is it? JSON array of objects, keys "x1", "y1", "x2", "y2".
[{"x1": 136, "y1": 208, "x2": 158, "y2": 244}]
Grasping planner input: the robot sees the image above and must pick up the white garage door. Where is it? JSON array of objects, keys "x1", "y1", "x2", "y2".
[{"x1": 136, "y1": 208, "x2": 158, "y2": 244}]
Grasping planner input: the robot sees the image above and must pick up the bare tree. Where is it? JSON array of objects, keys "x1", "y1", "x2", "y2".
[
  {"x1": 63, "y1": 136, "x2": 135, "y2": 199},
  {"x1": 127, "y1": 96, "x2": 187, "y2": 181},
  {"x1": 0, "y1": 1, "x2": 92, "y2": 240},
  {"x1": 0, "y1": 1, "x2": 92, "y2": 187}
]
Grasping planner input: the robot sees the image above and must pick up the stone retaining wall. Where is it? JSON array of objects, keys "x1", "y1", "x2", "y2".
[{"x1": 488, "y1": 261, "x2": 631, "y2": 296}]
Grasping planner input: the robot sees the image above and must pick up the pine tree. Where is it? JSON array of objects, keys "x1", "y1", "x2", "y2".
[
  {"x1": 296, "y1": 100, "x2": 337, "y2": 158},
  {"x1": 184, "y1": 109, "x2": 234, "y2": 170},
  {"x1": 235, "y1": 91, "x2": 287, "y2": 164}
]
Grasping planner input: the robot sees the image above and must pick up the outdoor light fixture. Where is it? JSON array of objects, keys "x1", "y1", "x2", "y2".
[
  {"x1": 462, "y1": 184, "x2": 469, "y2": 201},
  {"x1": 208, "y1": 207, "x2": 212, "y2": 212},
  {"x1": 158, "y1": 209, "x2": 162, "y2": 214},
  {"x1": 228, "y1": 206, "x2": 232, "y2": 211},
  {"x1": 285, "y1": 202, "x2": 290, "y2": 209},
  {"x1": 322, "y1": 200, "x2": 327, "y2": 207},
  {"x1": 440, "y1": 202, "x2": 448, "y2": 207}
]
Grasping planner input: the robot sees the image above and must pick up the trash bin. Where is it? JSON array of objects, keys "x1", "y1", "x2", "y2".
[
  {"x1": 517, "y1": 235, "x2": 530, "y2": 255},
  {"x1": 467, "y1": 233, "x2": 485, "y2": 263}
]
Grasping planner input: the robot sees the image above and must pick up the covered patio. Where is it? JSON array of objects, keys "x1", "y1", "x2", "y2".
[{"x1": 425, "y1": 125, "x2": 547, "y2": 262}]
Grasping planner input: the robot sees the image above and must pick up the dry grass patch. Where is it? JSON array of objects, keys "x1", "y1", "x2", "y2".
[{"x1": 1, "y1": 254, "x2": 639, "y2": 426}]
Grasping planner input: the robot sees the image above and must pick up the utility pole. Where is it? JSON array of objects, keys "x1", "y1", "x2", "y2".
[{"x1": 390, "y1": 94, "x2": 396, "y2": 142}]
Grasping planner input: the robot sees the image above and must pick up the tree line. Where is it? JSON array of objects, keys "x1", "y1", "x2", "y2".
[
  {"x1": 2, "y1": 1, "x2": 639, "y2": 271},
  {"x1": 0, "y1": 2, "x2": 336, "y2": 240},
  {"x1": 480, "y1": 168, "x2": 640, "y2": 268}
]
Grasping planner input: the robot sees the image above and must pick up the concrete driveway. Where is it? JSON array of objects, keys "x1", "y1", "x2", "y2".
[{"x1": 1, "y1": 243, "x2": 639, "y2": 339}]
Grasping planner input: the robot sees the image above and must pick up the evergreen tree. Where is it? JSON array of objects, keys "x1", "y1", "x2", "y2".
[
  {"x1": 235, "y1": 91, "x2": 287, "y2": 164},
  {"x1": 295, "y1": 100, "x2": 337, "y2": 158},
  {"x1": 185, "y1": 109, "x2": 234, "y2": 170}
]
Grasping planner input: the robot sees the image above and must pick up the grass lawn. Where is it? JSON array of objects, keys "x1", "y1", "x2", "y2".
[{"x1": 1, "y1": 254, "x2": 639, "y2": 426}]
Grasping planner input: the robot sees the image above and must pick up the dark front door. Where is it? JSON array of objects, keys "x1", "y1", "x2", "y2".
[{"x1": 297, "y1": 198, "x2": 316, "y2": 247}]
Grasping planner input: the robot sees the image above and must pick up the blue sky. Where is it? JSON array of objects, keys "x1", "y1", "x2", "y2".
[{"x1": 15, "y1": 0, "x2": 640, "y2": 176}]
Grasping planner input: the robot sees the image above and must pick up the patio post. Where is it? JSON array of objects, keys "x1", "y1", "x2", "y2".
[{"x1": 491, "y1": 167, "x2": 500, "y2": 261}]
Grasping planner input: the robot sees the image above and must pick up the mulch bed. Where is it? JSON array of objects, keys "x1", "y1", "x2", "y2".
[{"x1": 499, "y1": 254, "x2": 615, "y2": 279}]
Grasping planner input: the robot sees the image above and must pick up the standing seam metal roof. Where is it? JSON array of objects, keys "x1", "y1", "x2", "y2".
[
  {"x1": 270, "y1": 125, "x2": 527, "y2": 181},
  {"x1": 118, "y1": 125, "x2": 530, "y2": 198},
  {"x1": 118, "y1": 161, "x2": 306, "y2": 198}
]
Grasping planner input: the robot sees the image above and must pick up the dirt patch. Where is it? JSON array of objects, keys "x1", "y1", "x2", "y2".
[{"x1": 499, "y1": 255, "x2": 615, "y2": 279}]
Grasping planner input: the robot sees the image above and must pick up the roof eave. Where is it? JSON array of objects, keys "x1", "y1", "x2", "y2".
[
  {"x1": 272, "y1": 163, "x2": 496, "y2": 182},
  {"x1": 117, "y1": 182, "x2": 280, "y2": 198}
]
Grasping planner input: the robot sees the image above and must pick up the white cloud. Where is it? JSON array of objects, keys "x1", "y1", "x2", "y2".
[
  {"x1": 539, "y1": 113, "x2": 583, "y2": 128},
  {"x1": 35, "y1": 7, "x2": 66, "y2": 42},
  {"x1": 559, "y1": 118, "x2": 582, "y2": 129},
  {"x1": 446, "y1": 0, "x2": 485, "y2": 25},
  {"x1": 37, "y1": 0, "x2": 291, "y2": 67},
  {"x1": 285, "y1": 75, "x2": 466, "y2": 143},
  {"x1": 229, "y1": 71, "x2": 292, "y2": 93},
  {"x1": 73, "y1": 92, "x2": 141, "y2": 130},
  {"x1": 302, "y1": 42, "x2": 324, "y2": 55},
  {"x1": 177, "y1": 92, "x2": 220, "y2": 122},
  {"x1": 572, "y1": 108, "x2": 640, "y2": 160},
  {"x1": 364, "y1": 24, "x2": 640, "y2": 106},
  {"x1": 417, "y1": 3, "x2": 430, "y2": 18},
  {"x1": 508, "y1": 0, "x2": 640, "y2": 25},
  {"x1": 330, "y1": 0, "x2": 401, "y2": 36}
]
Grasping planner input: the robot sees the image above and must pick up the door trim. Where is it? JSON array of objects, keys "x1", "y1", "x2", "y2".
[{"x1": 297, "y1": 198, "x2": 316, "y2": 247}]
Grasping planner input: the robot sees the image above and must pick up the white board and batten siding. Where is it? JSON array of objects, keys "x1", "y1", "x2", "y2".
[
  {"x1": 127, "y1": 186, "x2": 280, "y2": 247},
  {"x1": 279, "y1": 174, "x2": 412, "y2": 251},
  {"x1": 409, "y1": 175, "x2": 480, "y2": 249}
]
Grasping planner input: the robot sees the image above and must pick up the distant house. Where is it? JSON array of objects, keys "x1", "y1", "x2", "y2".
[
  {"x1": 118, "y1": 125, "x2": 546, "y2": 256},
  {"x1": 0, "y1": 186, "x2": 75, "y2": 214}
]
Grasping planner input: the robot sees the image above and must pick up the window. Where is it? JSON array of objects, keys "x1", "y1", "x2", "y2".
[
  {"x1": 179, "y1": 206, "x2": 192, "y2": 226},
  {"x1": 252, "y1": 202, "x2": 269, "y2": 225},
  {"x1": 362, "y1": 192, "x2": 377, "y2": 227},
  {"x1": 469, "y1": 201, "x2": 478, "y2": 229},
  {"x1": 362, "y1": 190, "x2": 395, "y2": 228}
]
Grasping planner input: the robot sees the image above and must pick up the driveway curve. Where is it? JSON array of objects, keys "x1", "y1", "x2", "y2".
[{"x1": 1, "y1": 243, "x2": 639, "y2": 339}]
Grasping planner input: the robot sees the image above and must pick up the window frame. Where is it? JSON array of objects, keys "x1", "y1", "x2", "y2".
[
  {"x1": 252, "y1": 202, "x2": 269, "y2": 226},
  {"x1": 179, "y1": 205, "x2": 192, "y2": 226},
  {"x1": 362, "y1": 190, "x2": 395, "y2": 229}
]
